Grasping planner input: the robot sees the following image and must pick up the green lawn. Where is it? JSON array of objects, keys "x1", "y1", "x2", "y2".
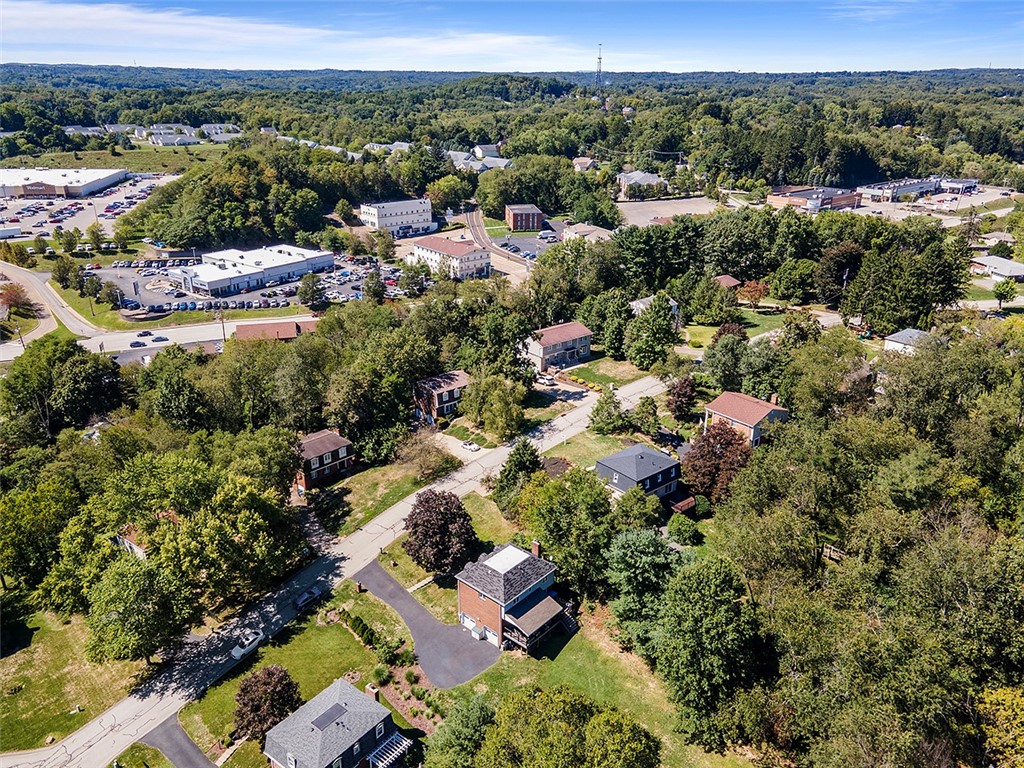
[
  {"x1": 543, "y1": 431, "x2": 628, "y2": 469},
  {"x1": 568, "y1": 351, "x2": 646, "y2": 388},
  {"x1": 450, "y1": 618, "x2": 751, "y2": 768},
  {"x1": 445, "y1": 419, "x2": 498, "y2": 449},
  {"x1": 522, "y1": 388, "x2": 574, "y2": 432},
  {"x1": 49, "y1": 280, "x2": 309, "y2": 331},
  {"x1": 114, "y1": 743, "x2": 173, "y2": 768},
  {"x1": 0, "y1": 612, "x2": 149, "y2": 750},
  {"x1": 314, "y1": 461, "x2": 429, "y2": 537},
  {"x1": 180, "y1": 582, "x2": 411, "y2": 759},
  {"x1": 483, "y1": 217, "x2": 509, "y2": 238},
  {"x1": 960, "y1": 198, "x2": 1017, "y2": 216},
  {"x1": 377, "y1": 492, "x2": 518, "y2": 624},
  {"x1": 0, "y1": 307, "x2": 40, "y2": 341},
  {"x1": 0, "y1": 143, "x2": 229, "y2": 174},
  {"x1": 685, "y1": 308, "x2": 788, "y2": 348},
  {"x1": 967, "y1": 283, "x2": 996, "y2": 301}
]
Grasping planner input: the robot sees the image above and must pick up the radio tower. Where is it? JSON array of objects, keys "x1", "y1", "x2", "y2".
[{"x1": 595, "y1": 44, "x2": 603, "y2": 97}]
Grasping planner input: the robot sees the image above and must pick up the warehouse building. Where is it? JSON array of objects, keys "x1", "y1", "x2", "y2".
[
  {"x1": 766, "y1": 186, "x2": 860, "y2": 212},
  {"x1": 0, "y1": 168, "x2": 129, "y2": 198}
]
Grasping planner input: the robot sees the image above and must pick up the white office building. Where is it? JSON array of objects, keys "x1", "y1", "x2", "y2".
[
  {"x1": 359, "y1": 199, "x2": 435, "y2": 236},
  {"x1": 408, "y1": 236, "x2": 490, "y2": 279},
  {"x1": 168, "y1": 245, "x2": 334, "y2": 296}
]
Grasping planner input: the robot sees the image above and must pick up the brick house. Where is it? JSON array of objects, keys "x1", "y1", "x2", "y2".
[
  {"x1": 525, "y1": 321, "x2": 593, "y2": 372},
  {"x1": 455, "y1": 542, "x2": 572, "y2": 652},
  {"x1": 595, "y1": 444, "x2": 681, "y2": 498},
  {"x1": 504, "y1": 204, "x2": 546, "y2": 232},
  {"x1": 264, "y1": 678, "x2": 411, "y2": 768},
  {"x1": 294, "y1": 430, "x2": 354, "y2": 493},
  {"x1": 413, "y1": 369, "x2": 470, "y2": 424},
  {"x1": 704, "y1": 391, "x2": 789, "y2": 447}
]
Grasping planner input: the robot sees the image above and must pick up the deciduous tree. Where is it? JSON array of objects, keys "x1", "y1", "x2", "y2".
[
  {"x1": 682, "y1": 421, "x2": 752, "y2": 502},
  {"x1": 403, "y1": 489, "x2": 478, "y2": 573},
  {"x1": 666, "y1": 375, "x2": 698, "y2": 422},
  {"x1": 234, "y1": 665, "x2": 304, "y2": 744}
]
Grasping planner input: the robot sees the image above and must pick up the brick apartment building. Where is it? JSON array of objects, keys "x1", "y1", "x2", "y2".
[{"x1": 504, "y1": 204, "x2": 546, "y2": 232}]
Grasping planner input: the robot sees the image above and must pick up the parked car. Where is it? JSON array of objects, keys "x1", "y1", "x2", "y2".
[
  {"x1": 461, "y1": 440, "x2": 481, "y2": 452},
  {"x1": 537, "y1": 374, "x2": 555, "y2": 386},
  {"x1": 230, "y1": 628, "x2": 265, "y2": 660},
  {"x1": 294, "y1": 586, "x2": 323, "y2": 611}
]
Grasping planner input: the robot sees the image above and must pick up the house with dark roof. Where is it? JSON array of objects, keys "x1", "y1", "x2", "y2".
[
  {"x1": 883, "y1": 328, "x2": 930, "y2": 355},
  {"x1": 704, "y1": 391, "x2": 789, "y2": 447},
  {"x1": 294, "y1": 430, "x2": 354, "y2": 493},
  {"x1": 526, "y1": 321, "x2": 593, "y2": 372},
  {"x1": 455, "y1": 542, "x2": 571, "y2": 652},
  {"x1": 595, "y1": 444, "x2": 681, "y2": 498},
  {"x1": 413, "y1": 370, "x2": 471, "y2": 424},
  {"x1": 264, "y1": 678, "x2": 411, "y2": 768}
]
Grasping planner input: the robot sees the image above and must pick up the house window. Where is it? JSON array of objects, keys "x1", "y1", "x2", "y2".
[
  {"x1": 644, "y1": 478, "x2": 651, "y2": 489},
  {"x1": 657, "y1": 473, "x2": 662, "y2": 484},
  {"x1": 322, "y1": 452, "x2": 332, "y2": 464},
  {"x1": 442, "y1": 390, "x2": 450, "y2": 402},
  {"x1": 478, "y1": 591, "x2": 487, "y2": 600},
  {"x1": 311, "y1": 469, "x2": 319, "y2": 479},
  {"x1": 353, "y1": 742, "x2": 360, "y2": 757},
  {"x1": 376, "y1": 722, "x2": 385, "y2": 739},
  {"x1": 310, "y1": 456, "x2": 320, "y2": 469}
]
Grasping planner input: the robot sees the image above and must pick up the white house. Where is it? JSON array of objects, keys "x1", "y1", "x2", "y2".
[
  {"x1": 629, "y1": 294, "x2": 679, "y2": 317},
  {"x1": 359, "y1": 199, "x2": 435, "y2": 236},
  {"x1": 970, "y1": 255, "x2": 1024, "y2": 282},
  {"x1": 408, "y1": 236, "x2": 490, "y2": 279},
  {"x1": 473, "y1": 144, "x2": 500, "y2": 159},
  {"x1": 561, "y1": 222, "x2": 614, "y2": 243},
  {"x1": 883, "y1": 328, "x2": 930, "y2": 355}
]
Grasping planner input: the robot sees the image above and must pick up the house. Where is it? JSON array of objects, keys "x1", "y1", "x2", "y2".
[
  {"x1": 561, "y1": 222, "x2": 613, "y2": 243},
  {"x1": 234, "y1": 319, "x2": 318, "y2": 341},
  {"x1": 473, "y1": 144, "x2": 500, "y2": 159},
  {"x1": 115, "y1": 524, "x2": 147, "y2": 559},
  {"x1": 572, "y1": 157, "x2": 598, "y2": 172},
  {"x1": 526, "y1": 321, "x2": 593, "y2": 371},
  {"x1": 294, "y1": 430, "x2": 354, "y2": 493},
  {"x1": 455, "y1": 542, "x2": 571, "y2": 651},
  {"x1": 264, "y1": 678, "x2": 411, "y2": 768},
  {"x1": 63, "y1": 125, "x2": 106, "y2": 137},
  {"x1": 505, "y1": 204, "x2": 546, "y2": 232},
  {"x1": 629, "y1": 294, "x2": 679, "y2": 318},
  {"x1": 616, "y1": 170, "x2": 668, "y2": 198},
  {"x1": 595, "y1": 444, "x2": 681, "y2": 498},
  {"x1": 969, "y1": 255, "x2": 1024, "y2": 282},
  {"x1": 149, "y1": 134, "x2": 201, "y2": 146},
  {"x1": 704, "y1": 391, "x2": 789, "y2": 447},
  {"x1": 407, "y1": 237, "x2": 490, "y2": 279},
  {"x1": 413, "y1": 369, "x2": 470, "y2": 424},
  {"x1": 766, "y1": 186, "x2": 860, "y2": 212},
  {"x1": 883, "y1": 328, "x2": 930, "y2": 355},
  {"x1": 981, "y1": 231, "x2": 1017, "y2": 247},
  {"x1": 359, "y1": 199, "x2": 435, "y2": 237},
  {"x1": 714, "y1": 274, "x2": 741, "y2": 289}
]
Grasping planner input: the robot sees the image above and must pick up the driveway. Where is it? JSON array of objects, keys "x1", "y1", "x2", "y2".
[
  {"x1": 352, "y1": 561, "x2": 499, "y2": 688},
  {"x1": 138, "y1": 714, "x2": 213, "y2": 768}
]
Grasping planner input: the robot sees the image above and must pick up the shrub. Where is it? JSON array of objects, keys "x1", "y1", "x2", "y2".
[
  {"x1": 667, "y1": 513, "x2": 702, "y2": 546},
  {"x1": 404, "y1": 669, "x2": 419, "y2": 684},
  {"x1": 371, "y1": 664, "x2": 392, "y2": 686},
  {"x1": 410, "y1": 684, "x2": 427, "y2": 700},
  {"x1": 374, "y1": 634, "x2": 402, "y2": 665},
  {"x1": 397, "y1": 647, "x2": 417, "y2": 666},
  {"x1": 337, "y1": 608, "x2": 351, "y2": 624},
  {"x1": 694, "y1": 495, "x2": 711, "y2": 517},
  {"x1": 690, "y1": 340, "x2": 703, "y2": 348},
  {"x1": 409, "y1": 707, "x2": 422, "y2": 718}
]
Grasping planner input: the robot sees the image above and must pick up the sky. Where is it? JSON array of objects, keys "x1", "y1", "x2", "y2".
[{"x1": 1, "y1": 0, "x2": 1022, "y2": 73}]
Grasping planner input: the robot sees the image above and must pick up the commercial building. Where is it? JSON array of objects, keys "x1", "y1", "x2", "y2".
[
  {"x1": 408, "y1": 236, "x2": 491, "y2": 279},
  {"x1": 617, "y1": 170, "x2": 668, "y2": 198},
  {"x1": 505, "y1": 204, "x2": 545, "y2": 232},
  {"x1": 0, "y1": 167, "x2": 129, "y2": 198},
  {"x1": 561, "y1": 222, "x2": 613, "y2": 243},
  {"x1": 526, "y1": 321, "x2": 593, "y2": 371},
  {"x1": 855, "y1": 176, "x2": 977, "y2": 203},
  {"x1": 149, "y1": 134, "x2": 201, "y2": 146},
  {"x1": 359, "y1": 199, "x2": 435, "y2": 236},
  {"x1": 168, "y1": 245, "x2": 334, "y2": 297},
  {"x1": 766, "y1": 186, "x2": 860, "y2": 212}
]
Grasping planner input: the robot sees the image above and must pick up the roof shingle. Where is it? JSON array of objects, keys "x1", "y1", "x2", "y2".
[
  {"x1": 705, "y1": 391, "x2": 787, "y2": 427},
  {"x1": 455, "y1": 544, "x2": 556, "y2": 606}
]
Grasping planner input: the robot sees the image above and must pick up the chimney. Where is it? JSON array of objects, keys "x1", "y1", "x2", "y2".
[
  {"x1": 769, "y1": 393, "x2": 779, "y2": 405},
  {"x1": 365, "y1": 683, "x2": 380, "y2": 702},
  {"x1": 531, "y1": 540, "x2": 542, "y2": 558}
]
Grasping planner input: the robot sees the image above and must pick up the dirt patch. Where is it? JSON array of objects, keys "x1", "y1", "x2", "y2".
[
  {"x1": 379, "y1": 663, "x2": 441, "y2": 735},
  {"x1": 542, "y1": 457, "x2": 571, "y2": 478}
]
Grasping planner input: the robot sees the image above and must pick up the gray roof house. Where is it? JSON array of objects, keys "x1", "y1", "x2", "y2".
[
  {"x1": 264, "y1": 678, "x2": 411, "y2": 768},
  {"x1": 595, "y1": 444, "x2": 681, "y2": 498},
  {"x1": 883, "y1": 328, "x2": 930, "y2": 355}
]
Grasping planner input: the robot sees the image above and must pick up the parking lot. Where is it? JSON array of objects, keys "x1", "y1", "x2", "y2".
[
  {"x1": 89, "y1": 253, "x2": 406, "y2": 315},
  {"x1": 1, "y1": 174, "x2": 178, "y2": 242},
  {"x1": 494, "y1": 231, "x2": 559, "y2": 261}
]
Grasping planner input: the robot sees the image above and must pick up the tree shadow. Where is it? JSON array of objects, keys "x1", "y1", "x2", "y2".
[
  {"x1": 0, "y1": 590, "x2": 37, "y2": 658},
  {"x1": 308, "y1": 485, "x2": 354, "y2": 534}
]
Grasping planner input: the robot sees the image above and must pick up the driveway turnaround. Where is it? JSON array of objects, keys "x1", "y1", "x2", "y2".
[
  {"x1": 138, "y1": 714, "x2": 214, "y2": 768},
  {"x1": 353, "y1": 561, "x2": 499, "y2": 688}
]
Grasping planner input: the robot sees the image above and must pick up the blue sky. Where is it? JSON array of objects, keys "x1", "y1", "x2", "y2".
[{"x1": 2, "y1": 0, "x2": 1022, "y2": 72}]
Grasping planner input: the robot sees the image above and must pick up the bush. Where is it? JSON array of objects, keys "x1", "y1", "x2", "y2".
[
  {"x1": 410, "y1": 707, "x2": 422, "y2": 718},
  {"x1": 410, "y1": 684, "x2": 427, "y2": 700},
  {"x1": 371, "y1": 664, "x2": 392, "y2": 686},
  {"x1": 405, "y1": 669, "x2": 420, "y2": 684},
  {"x1": 375, "y1": 634, "x2": 402, "y2": 665},
  {"x1": 694, "y1": 495, "x2": 711, "y2": 517},
  {"x1": 397, "y1": 647, "x2": 417, "y2": 666},
  {"x1": 667, "y1": 513, "x2": 702, "y2": 546},
  {"x1": 690, "y1": 340, "x2": 703, "y2": 348}
]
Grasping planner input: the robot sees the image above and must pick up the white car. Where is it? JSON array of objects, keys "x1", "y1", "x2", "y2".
[
  {"x1": 230, "y1": 628, "x2": 265, "y2": 659},
  {"x1": 461, "y1": 440, "x2": 481, "y2": 452},
  {"x1": 537, "y1": 375, "x2": 555, "y2": 386}
]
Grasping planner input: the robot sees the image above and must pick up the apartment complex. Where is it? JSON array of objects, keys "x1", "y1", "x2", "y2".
[
  {"x1": 526, "y1": 321, "x2": 593, "y2": 371},
  {"x1": 359, "y1": 199, "x2": 435, "y2": 236},
  {"x1": 407, "y1": 236, "x2": 491, "y2": 279},
  {"x1": 505, "y1": 204, "x2": 546, "y2": 232}
]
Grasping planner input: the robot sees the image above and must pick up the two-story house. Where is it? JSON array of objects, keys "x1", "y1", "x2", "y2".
[
  {"x1": 455, "y1": 542, "x2": 571, "y2": 652},
  {"x1": 704, "y1": 391, "x2": 789, "y2": 447},
  {"x1": 413, "y1": 370, "x2": 471, "y2": 424},
  {"x1": 294, "y1": 430, "x2": 354, "y2": 494},
  {"x1": 525, "y1": 322, "x2": 593, "y2": 372},
  {"x1": 264, "y1": 678, "x2": 411, "y2": 768},
  {"x1": 595, "y1": 444, "x2": 681, "y2": 498}
]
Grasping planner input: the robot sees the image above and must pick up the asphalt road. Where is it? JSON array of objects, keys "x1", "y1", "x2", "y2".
[{"x1": 138, "y1": 716, "x2": 213, "y2": 768}]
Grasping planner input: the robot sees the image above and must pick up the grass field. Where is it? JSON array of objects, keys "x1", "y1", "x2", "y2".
[
  {"x1": 0, "y1": 307, "x2": 40, "y2": 341},
  {"x1": 685, "y1": 308, "x2": 788, "y2": 348},
  {"x1": 445, "y1": 419, "x2": 498, "y2": 449},
  {"x1": 450, "y1": 616, "x2": 751, "y2": 768},
  {"x1": 377, "y1": 492, "x2": 518, "y2": 624},
  {"x1": 0, "y1": 144, "x2": 229, "y2": 174},
  {"x1": 180, "y1": 582, "x2": 410, "y2": 761},
  {"x1": 960, "y1": 198, "x2": 1017, "y2": 216},
  {"x1": 967, "y1": 283, "x2": 996, "y2": 301},
  {"x1": 569, "y1": 351, "x2": 647, "y2": 387},
  {"x1": 316, "y1": 462, "x2": 429, "y2": 537},
  {"x1": 521, "y1": 388, "x2": 573, "y2": 431},
  {"x1": 543, "y1": 430, "x2": 628, "y2": 469},
  {"x1": 114, "y1": 743, "x2": 173, "y2": 768},
  {"x1": 49, "y1": 280, "x2": 310, "y2": 331},
  {"x1": 483, "y1": 217, "x2": 509, "y2": 238},
  {"x1": 0, "y1": 612, "x2": 148, "y2": 750}
]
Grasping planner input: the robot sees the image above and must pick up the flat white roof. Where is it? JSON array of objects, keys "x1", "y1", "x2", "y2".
[
  {"x1": 176, "y1": 262, "x2": 263, "y2": 282},
  {"x1": 360, "y1": 199, "x2": 430, "y2": 211},
  {"x1": 0, "y1": 168, "x2": 127, "y2": 188},
  {"x1": 203, "y1": 245, "x2": 331, "y2": 270},
  {"x1": 486, "y1": 546, "x2": 530, "y2": 575}
]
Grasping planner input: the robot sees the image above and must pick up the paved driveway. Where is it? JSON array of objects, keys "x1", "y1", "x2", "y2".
[
  {"x1": 353, "y1": 561, "x2": 499, "y2": 688},
  {"x1": 138, "y1": 714, "x2": 213, "y2": 768}
]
